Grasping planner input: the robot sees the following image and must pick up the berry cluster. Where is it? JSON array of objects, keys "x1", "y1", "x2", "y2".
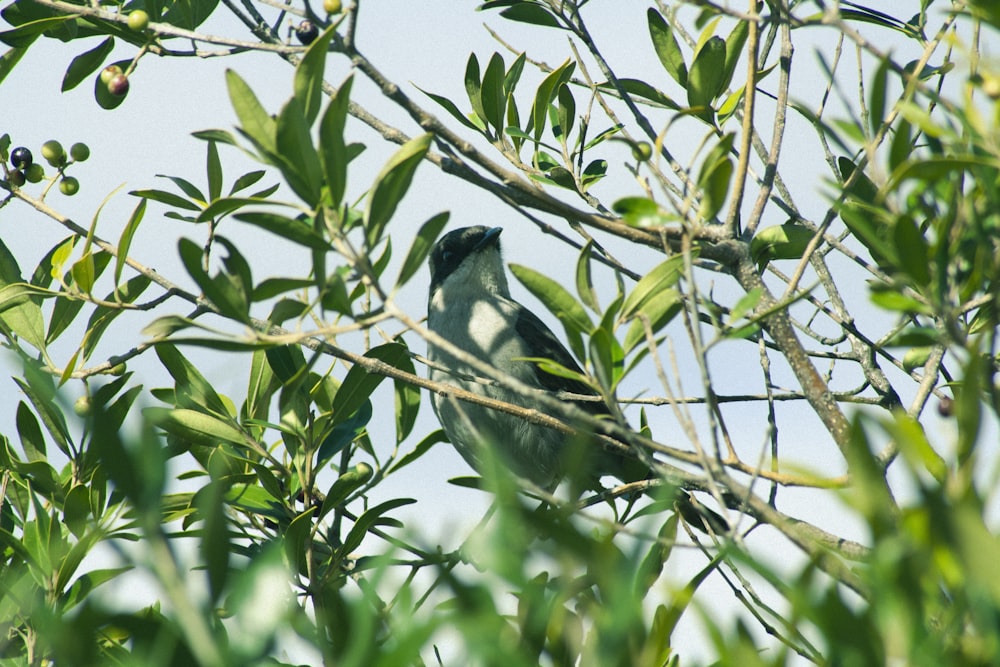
[{"x1": 5, "y1": 139, "x2": 90, "y2": 195}]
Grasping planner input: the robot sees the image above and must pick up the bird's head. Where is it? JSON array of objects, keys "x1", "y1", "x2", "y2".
[{"x1": 428, "y1": 226, "x2": 509, "y2": 301}]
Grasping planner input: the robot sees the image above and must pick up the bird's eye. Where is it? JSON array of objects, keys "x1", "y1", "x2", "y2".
[{"x1": 440, "y1": 250, "x2": 454, "y2": 264}]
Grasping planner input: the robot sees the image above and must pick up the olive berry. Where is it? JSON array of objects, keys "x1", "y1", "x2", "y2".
[
  {"x1": 295, "y1": 19, "x2": 318, "y2": 45},
  {"x1": 631, "y1": 142, "x2": 653, "y2": 162},
  {"x1": 323, "y1": 0, "x2": 341, "y2": 14},
  {"x1": 937, "y1": 396, "x2": 954, "y2": 417},
  {"x1": 107, "y1": 73, "x2": 130, "y2": 97},
  {"x1": 73, "y1": 395, "x2": 93, "y2": 417},
  {"x1": 109, "y1": 362, "x2": 127, "y2": 376},
  {"x1": 10, "y1": 146, "x2": 32, "y2": 169},
  {"x1": 24, "y1": 163, "x2": 44, "y2": 183},
  {"x1": 59, "y1": 176, "x2": 80, "y2": 196},
  {"x1": 127, "y1": 9, "x2": 149, "y2": 31},
  {"x1": 70, "y1": 142, "x2": 91, "y2": 162},
  {"x1": 100, "y1": 65, "x2": 123, "y2": 85},
  {"x1": 41, "y1": 140, "x2": 66, "y2": 167},
  {"x1": 9, "y1": 170, "x2": 25, "y2": 187}
]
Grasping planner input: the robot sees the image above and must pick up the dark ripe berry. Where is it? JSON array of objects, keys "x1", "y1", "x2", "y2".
[
  {"x1": 10, "y1": 146, "x2": 32, "y2": 169},
  {"x1": 108, "y1": 73, "x2": 130, "y2": 97},
  {"x1": 70, "y1": 142, "x2": 90, "y2": 162},
  {"x1": 41, "y1": 140, "x2": 66, "y2": 167},
  {"x1": 59, "y1": 176, "x2": 80, "y2": 196},
  {"x1": 9, "y1": 170, "x2": 25, "y2": 187},
  {"x1": 100, "y1": 65, "x2": 122, "y2": 85},
  {"x1": 295, "y1": 20, "x2": 318, "y2": 45},
  {"x1": 24, "y1": 163, "x2": 44, "y2": 183},
  {"x1": 937, "y1": 396, "x2": 954, "y2": 417}
]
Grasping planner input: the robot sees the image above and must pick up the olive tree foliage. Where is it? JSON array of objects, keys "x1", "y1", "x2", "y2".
[{"x1": 2, "y1": 0, "x2": 1000, "y2": 664}]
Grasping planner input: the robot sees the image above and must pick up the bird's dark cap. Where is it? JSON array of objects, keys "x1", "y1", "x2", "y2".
[{"x1": 429, "y1": 226, "x2": 503, "y2": 294}]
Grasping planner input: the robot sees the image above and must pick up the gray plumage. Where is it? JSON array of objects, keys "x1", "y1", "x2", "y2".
[{"x1": 426, "y1": 226, "x2": 624, "y2": 487}]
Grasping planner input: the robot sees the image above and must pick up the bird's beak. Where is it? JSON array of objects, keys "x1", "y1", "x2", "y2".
[{"x1": 475, "y1": 226, "x2": 503, "y2": 251}]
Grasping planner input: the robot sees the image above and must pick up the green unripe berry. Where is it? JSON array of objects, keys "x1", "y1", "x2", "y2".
[
  {"x1": 323, "y1": 0, "x2": 342, "y2": 14},
  {"x1": 109, "y1": 362, "x2": 127, "y2": 376},
  {"x1": 70, "y1": 142, "x2": 90, "y2": 162},
  {"x1": 41, "y1": 140, "x2": 66, "y2": 167},
  {"x1": 631, "y1": 141, "x2": 653, "y2": 162},
  {"x1": 9, "y1": 170, "x2": 25, "y2": 187},
  {"x1": 73, "y1": 395, "x2": 92, "y2": 417},
  {"x1": 59, "y1": 176, "x2": 80, "y2": 196},
  {"x1": 100, "y1": 65, "x2": 122, "y2": 85},
  {"x1": 24, "y1": 163, "x2": 44, "y2": 183},
  {"x1": 127, "y1": 9, "x2": 149, "y2": 31}
]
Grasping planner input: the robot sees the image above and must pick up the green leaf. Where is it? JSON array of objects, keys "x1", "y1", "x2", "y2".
[
  {"x1": 396, "y1": 211, "x2": 449, "y2": 289},
  {"x1": 115, "y1": 198, "x2": 146, "y2": 287},
  {"x1": 555, "y1": 83, "x2": 575, "y2": 140},
  {"x1": 698, "y1": 154, "x2": 732, "y2": 220},
  {"x1": 621, "y1": 254, "x2": 689, "y2": 321},
  {"x1": 509, "y1": 263, "x2": 593, "y2": 352},
  {"x1": 418, "y1": 85, "x2": 484, "y2": 132},
  {"x1": 750, "y1": 223, "x2": 818, "y2": 266},
  {"x1": 612, "y1": 196, "x2": 674, "y2": 228},
  {"x1": 869, "y1": 57, "x2": 890, "y2": 138},
  {"x1": 205, "y1": 140, "x2": 223, "y2": 202},
  {"x1": 293, "y1": 24, "x2": 335, "y2": 125},
  {"x1": 319, "y1": 463, "x2": 374, "y2": 520},
  {"x1": 16, "y1": 401, "x2": 46, "y2": 461},
  {"x1": 82, "y1": 276, "x2": 151, "y2": 361},
  {"x1": 392, "y1": 340, "x2": 420, "y2": 444},
  {"x1": 226, "y1": 69, "x2": 276, "y2": 154},
  {"x1": 178, "y1": 237, "x2": 250, "y2": 323},
  {"x1": 331, "y1": 343, "x2": 409, "y2": 425},
  {"x1": 0, "y1": 16, "x2": 71, "y2": 48},
  {"x1": 12, "y1": 370, "x2": 72, "y2": 457},
  {"x1": 623, "y1": 287, "x2": 681, "y2": 353},
  {"x1": 688, "y1": 36, "x2": 727, "y2": 117},
  {"x1": 498, "y1": 3, "x2": 561, "y2": 28},
  {"x1": 607, "y1": 78, "x2": 679, "y2": 110},
  {"x1": 480, "y1": 52, "x2": 507, "y2": 133},
  {"x1": 338, "y1": 498, "x2": 416, "y2": 557},
  {"x1": 71, "y1": 251, "x2": 96, "y2": 294},
  {"x1": 892, "y1": 216, "x2": 930, "y2": 286},
  {"x1": 229, "y1": 169, "x2": 267, "y2": 195},
  {"x1": 233, "y1": 212, "x2": 330, "y2": 250},
  {"x1": 464, "y1": 53, "x2": 486, "y2": 130},
  {"x1": 0, "y1": 46, "x2": 29, "y2": 86},
  {"x1": 145, "y1": 407, "x2": 248, "y2": 447},
  {"x1": 61, "y1": 37, "x2": 114, "y2": 92},
  {"x1": 647, "y1": 8, "x2": 688, "y2": 87},
  {"x1": 155, "y1": 343, "x2": 233, "y2": 418},
  {"x1": 531, "y1": 59, "x2": 575, "y2": 141},
  {"x1": 721, "y1": 20, "x2": 748, "y2": 93},
  {"x1": 0, "y1": 240, "x2": 46, "y2": 353},
  {"x1": 283, "y1": 507, "x2": 316, "y2": 574},
  {"x1": 319, "y1": 76, "x2": 354, "y2": 208},
  {"x1": 276, "y1": 96, "x2": 323, "y2": 204},
  {"x1": 129, "y1": 188, "x2": 201, "y2": 211},
  {"x1": 365, "y1": 133, "x2": 432, "y2": 247},
  {"x1": 589, "y1": 326, "x2": 624, "y2": 391},
  {"x1": 575, "y1": 241, "x2": 599, "y2": 313}
]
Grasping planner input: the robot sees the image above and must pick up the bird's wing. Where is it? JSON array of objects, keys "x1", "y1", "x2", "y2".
[{"x1": 513, "y1": 304, "x2": 610, "y2": 416}]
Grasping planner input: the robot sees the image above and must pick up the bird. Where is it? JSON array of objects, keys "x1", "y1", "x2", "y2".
[
  {"x1": 426, "y1": 225, "x2": 632, "y2": 490},
  {"x1": 425, "y1": 225, "x2": 730, "y2": 534}
]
